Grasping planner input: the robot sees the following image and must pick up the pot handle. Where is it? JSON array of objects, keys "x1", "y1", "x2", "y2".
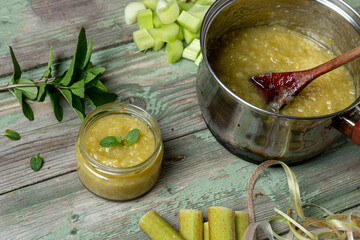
[
  {"x1": 333, "y1": 106, "x2": 360, "y2": 146},
  {"x1": 353, "y1": 121, "x2": 360, "y2": 145}
]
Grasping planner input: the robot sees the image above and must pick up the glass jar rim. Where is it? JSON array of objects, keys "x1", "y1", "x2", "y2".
[{"x1": 78, "y1": 102, "x2": 163, "y2": 174}]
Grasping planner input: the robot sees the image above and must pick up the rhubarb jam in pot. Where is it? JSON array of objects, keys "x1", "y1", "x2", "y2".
[
  {"x1": 75, "y1": 102, "x2": 163, "y2": 201},
  {"x1": 209, "y1": 25, "x2": 355, "y2": 117}
]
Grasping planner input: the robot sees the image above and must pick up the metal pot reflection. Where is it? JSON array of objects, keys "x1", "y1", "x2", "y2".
[{"x1": 196, "y1": 0, "x2": 360, "y2": 164}]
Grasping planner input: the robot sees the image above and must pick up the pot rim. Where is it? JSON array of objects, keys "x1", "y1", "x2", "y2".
[{"x1": 200, "y1": 0, "x2": 360, "y2": 121}]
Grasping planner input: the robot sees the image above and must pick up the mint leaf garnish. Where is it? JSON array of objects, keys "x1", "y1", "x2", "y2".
[
  {"x1": 100, "y1": 136, "x2": 124, "y2": 147},
  {"x1": 125, "y1": 128, "x2": 139, "y2": 146},
  {"x1": 100, "y1": 129, "x2": 139, "y2": 147}
]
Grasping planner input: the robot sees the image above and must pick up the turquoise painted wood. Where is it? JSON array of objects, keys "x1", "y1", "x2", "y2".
[{"x1": 0, "y1": 0, "x2": 360, "y2": 239}]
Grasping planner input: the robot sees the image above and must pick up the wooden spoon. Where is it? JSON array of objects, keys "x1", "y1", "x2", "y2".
[{"x1": 250, "y1": 46, "x2": 360, "y2": 112}]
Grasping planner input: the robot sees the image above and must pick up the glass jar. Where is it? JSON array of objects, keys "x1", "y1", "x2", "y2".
[{"x1": 75, "y1": 102, "x2": 164, "y2": 201}]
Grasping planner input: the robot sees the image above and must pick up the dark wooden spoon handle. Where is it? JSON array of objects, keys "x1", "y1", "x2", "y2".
[
  {"x1": 312, "y1": 46, "x2": 360, "y2": 78},
  {"x1": 353, "y1": 121, "x2": 360, "y2": 146}
]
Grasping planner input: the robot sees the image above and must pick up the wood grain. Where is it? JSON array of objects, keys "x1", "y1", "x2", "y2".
[
  {"x1": 1, "y1": 130, "x2": 360, "y2": 239},
  {"x1": 0, "y1": 0, "x2": 360, "y2": 239}
]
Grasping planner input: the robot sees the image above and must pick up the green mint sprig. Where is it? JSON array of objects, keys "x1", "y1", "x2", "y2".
[
  {"x1": 100, "y1": 129, "x2": 140, "y2": 147},
  {"x1": 2, "y1": 129, "x2": 21, "y2": 140},
  {"x1": 0, "y1": 27, "x2": 117, "y2": 122}
]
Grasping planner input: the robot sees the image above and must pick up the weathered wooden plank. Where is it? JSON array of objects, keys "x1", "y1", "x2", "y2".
[
  {"x1": 0, "y1": 0, "x2": 138, "y2": 75},
  {"x1": 1, "y1": 129, "x2": 359, "y2": 239}
]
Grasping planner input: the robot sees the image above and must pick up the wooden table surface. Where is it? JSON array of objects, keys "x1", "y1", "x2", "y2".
[{"x1": 1, "y1": 0, "x2": 360, "y2": 239}]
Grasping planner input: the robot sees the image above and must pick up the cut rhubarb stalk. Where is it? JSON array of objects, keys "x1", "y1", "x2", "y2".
[
  {"x1": 179, "y1": 209, "x2": 203, "y2": 240},
  {"x1": 207, "y1": 206, "x2": 236, "y2": 240},
  {"x1": 196, "y1": 0, "x2": 215, "y2": 6},
  {"x1": 124, "y1": 2, "x2": 146, "y2": 24},
  {"x1": 177, "y1": 0, "x2": 195, "y2": 11},
  {"x1": 139, "y1": 210, "x2": 184, "y2": 240},
  {"x1": 156, "y1": 0, "x2": 180, "y2": 24},
  {"x1": 148, "y1": 28, "x2": 165, "y2": 51},
  {"x1": 194, "y1": 53, "x2": 203, "y2": 66},
  {"x1": 188, "y1": 4, "x2": 210, "y2": 21},
  {"x1": 137, "y1": 9, "x2": 154, "y2": 29},
  {"x1": 183, "y1": 28, "x2": 200, "y2": 45},
  {"x1": 133, "y1": 29, "x2": 155, "y2": 51},
  {"x1": 235, "y1": 211, "x2": 249, "y2": 240},
  {"x1": 166, "y1": 39, "x2": 184, "y2": 63},
  {"x1": 177, "y1": 25, "x2": 184, "y2": 41},
  {"x1": 153, "y1": 11, "x2": 164, "y2": 28},
  {"x1": 204, "y1": 222, "x2": 209, "y2": 240},
  {"x1": 182, "y1": 38, "x2": 200, "y2": 61},
  {"x1": 157, "y1": 23, "x2": 180, "y2": 42},
  {"x1": 142, "y1": 0, "x2": 159, "y2": 10},
  {"x1": 177, "y1": 10, "x2": 201, "y2": 32}
]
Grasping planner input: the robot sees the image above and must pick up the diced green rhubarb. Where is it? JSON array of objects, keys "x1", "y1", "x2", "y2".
[
  {"x1": 166, "y1": 39, "x2": 183, "y2": 64},
  {"x1": 194, "y1": 53, "x2": 203, "y2": 66},
  {"x1": 124, "y1": 2, "x2": 146, "y2": 24},
  {"x1": 182, "y1": 38, "x2": 201, "y2": 61},
  {"x1": 148, "y1": 28, "x2": 165, "y2": 51},
  {"x1": 196, "y1": 0, "x2": 215, "y2": 6},
  {"x1": 157, "y1": 23, "x2": 180, "y2": 42},
  {"x1": 133, "y1": 29, "x2": 155, "y2": 51},
  {"x1": 142, "y1": 0, "x2": 158, "y2": 10},
  {"x1": 176, "y1": 0, "x2": 195, "y2": 11},
  {"x1": 177, "y1": 10, "x2": 201, "y2": 32},
  {"x1": 183, "y1": 28, "x2": 200, "y2": 45},
  {"x1": 153, "y1": 11, "x2": 164, "y2": 28},
  {"x1": 137, "y1": 9, "x2": 154, "y2": 29},
  {"x1": 156, "y1": 0, "x2": 180, "y2": 24},
  {"x1": 177, "y1": 25, "x2": 184, "y2": 41},
  {"x1": 187, "y1": 4, "x2": 210, "y2": 20}
]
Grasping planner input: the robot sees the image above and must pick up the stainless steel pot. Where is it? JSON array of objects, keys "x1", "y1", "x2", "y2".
[{"x1": 196, "y1": 0, "x2": 360, "y2": 164}]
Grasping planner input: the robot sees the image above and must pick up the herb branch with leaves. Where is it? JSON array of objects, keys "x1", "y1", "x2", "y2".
[{"x1": 0, "y1": 27, "x2": 117, "y2": 122}]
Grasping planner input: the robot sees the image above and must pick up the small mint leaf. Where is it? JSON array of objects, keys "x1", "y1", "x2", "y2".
[
  {"x1": 42, "y1": 45, "x2": 53, "y2": 79},
  {"x1": 9, "y1": 46, "x2": 21, "y2": 83},
  {"x1": 70, "y1": 79, "x2": 85, "y2": 98},
  {"x1": 60, "y1": 27, "x2": 88, "y2": 86},
  {"x1": 30, "y1": 153, "x2": 43, "y2": 171},
  {"x1": 37, "y1": 80, "x2": 47, "y2": 102},
  {"x1": 85, "y1": 87, "x2": 117, "y2": 107},
  {"x1": 4, "y1": 129, "x2": 21, "y2": 140},
  {"x1": 82, "y1": 37, "x2": 93, "y2": 70},
  {"x1": 83, "y1": 71, "x2": 97, "y2": 85},
  {"x1": 100, "y1": 136, "x2": 123, "y2": 147},
  {"x1": 87, "y1": 66, "x2": 106, "y2": 76},
  {"x1": 94, "y1": 80, "x2": 108, "y2": 92},
  {"x1": 17, "y1": 78, "x2": 38, "y2": 100},
  {"x1": 47, "y1": 89, "x2": 63, "y2": 121},
  {"x1": 10, "y1": 89, "x2": 34, "y2": 121},
  {"x1": 125, "y1": 129, "x2": 139, "y2": 146},
  {"x1": 59, "y1": 89, "x2": 85, "y2": 121}
]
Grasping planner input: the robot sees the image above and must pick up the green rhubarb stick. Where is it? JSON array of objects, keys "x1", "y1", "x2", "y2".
[
  {"x1": 142, "y1": 0, "x2": 159, "y2": 10},
  {"x1": 165, "y1": 39, "x2": 183, "y2": 64},
  {"x1": 148, "y1": 28, "x2": 164, "y2": 51},
  {"x1": 207, "y1": 207, "x2": 236, "y2": 240},
  {"x1": 204, "y1": 222, "x2": 209, "y2": 240},
  {"x1": 133, "y1": 29, "x2": 155, "y2": 51},
  {"x1": 179, "y1": 209, "x2": 204, "y2": 240},
  {"x1": 235, "y1": 211, "x2": 249, "y2": 240},
  {"x1": 139, "y1": 210, "x2": 185, "y2": 240},
  {"x1": 137, "y1": 9, "x2": 154, "y2": 30},
  {"x1": 194, "y1": 53, "x2": 203, "y2": 66}
]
